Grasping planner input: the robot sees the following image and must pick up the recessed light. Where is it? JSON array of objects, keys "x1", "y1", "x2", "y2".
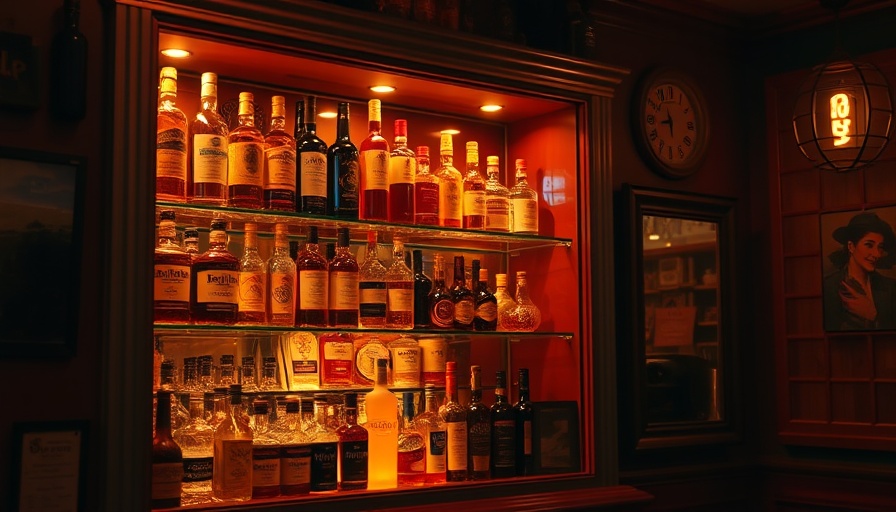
[
  {"x1": 318, "y1": 111, "x2": 337, "y2": 119},
  {"x1": 440, "y1": 129, "x2": 460, "y2": 135},
  {"x1": 161, "y1": 48, "x2": 192, "y2": 59},
  {"x1": 369, "y1": 85, "x2": 396, "y2": 93},
  {"x1": 480, "y1": 104, "x2": 503, "y2": 112}
]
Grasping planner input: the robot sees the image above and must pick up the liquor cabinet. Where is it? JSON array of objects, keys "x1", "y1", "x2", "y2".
[{"x1": 106, "y1": 0, "x2": 647, "y2": 509}]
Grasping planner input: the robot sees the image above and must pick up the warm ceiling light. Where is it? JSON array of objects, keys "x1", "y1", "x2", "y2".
[
  {"x1": 648, "y1": 234, "x2": 660, "y2": 241},
  {"x1": 318, "y1": 111, "x2": 337, "y2": 119},
  {"x1": 161, "y1": 48, "x2": 192, "y2": 58},
  {"x1": 370, "y1": 85, "x2": 396, "y2": 93},
  {"x1": 480, "y1": 104, "x2": 503, "y2": 112},
  {"x1": 440, "y1": 129, "x2": 460, "y2": 135}
]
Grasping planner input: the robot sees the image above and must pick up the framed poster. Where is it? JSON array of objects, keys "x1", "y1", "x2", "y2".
[
  {"x1": 0, "y1": 147, "x2": 85, "y2": 358},
  {"x1": 532, "y1": 401, "x2": 580, "y2": 474},
  {"x1": 12, "y1": 421, "x2": 88, "y2": 512}
]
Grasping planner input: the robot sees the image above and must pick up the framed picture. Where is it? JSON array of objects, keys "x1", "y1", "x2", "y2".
[
  {"x1": 11, "y1": 420, "x2": 88, "y2": 512},
  {"x1": 820, "y1": 206, "x2": 896, "y2": 332},
  {"x1": 0, "y1": 147, "x2": 85, "y2": 358},
  {"x1": 532, "y1": 401, "x2": 580, "y2": 474}
]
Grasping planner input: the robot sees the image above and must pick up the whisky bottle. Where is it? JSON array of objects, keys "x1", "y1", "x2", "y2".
[
  {"x1": 267, "y1": 223, "x2": 296, "y2": 326},
  {"x1": 295, "y1": 226, "x2": 329, "y2": 327},
  {"x1": 462, "y1": 141, "x2": 487, "y2": 229},
  {"x1": 238, "y1": 222, "x2": 266, "y2": 324},
  {"x1": 191, "y1": 218, "x2": 239, "y2": 325},
  {"x1": 189, "y1": 72, "x2": 229, "y2": 205},
  {"x1": 494, "y1": 273, "x2": 517, "y2": 331},
  {"x1": 173, "y1": 395, "x2": 214, "y2": 506},
  {"x1": 337, "y1": 393, "x2": 369, "y2": 490},
  {"x1": 413, "y1": 384, "x2": 447, "y2": 484},
  {"x1": 264, "y1": 95, "x2": 297, "y2": 211},
  {"x1": 385, "y1": 237, "x2": 414, "y2": 329},
  {"x1": 297, "y1": 96, "x2": 329, "y2": 215},
  {"x1": 228, "y1": 92, "x2": 264, "y2": 209},
  {"x1": 359, "y1": 99, "x2": 390, "y2": 221},
  {"x1": 389, "y1": 336, "x2": 421, "y2": 388},
  {"x1": 484, "y1": 155, "x2": 511, "y2": 232},
  {"x1": 308, "y1": 394, "x2": 339, "y2": 492},
  {"x1": 472, "y1": 261, "x2": 497, "y2": 331},
  {"x1": 427, "y1": 254, "x2": 455, "y2": 329},
  {"x1": 513, "y1": 368, "x2": 535, "y2": 476},
  {"x1": 152, "y1": 390, "x2": 184, "y2": 508},
  {"x1": 327, "y1": 102, "x2": 360, "y2": 219},
  {"x1": 218, "y1": 354, "x2": 236, "y2": 387},
  {"x1": 156, "y1": 67, "x2": 188, "y2": 202},
  {"x1": 418, "y1": 337, "x2": 447, "y2": 387},
  {"x1": 240, "y1": 356, "x2": 258, "y2": 393},
  {"x1": 364, "y1": 359, "x2": 399, "y2": 490},
  {"x1": 259, "y1": 356, "x2": 280, "y2": 391},
  {"x1": 450, "y1": 255, "x2": 475, "y2": 330},
  {"x1": 397, "y1": 392, "x2": 426, "y2": 487},
  {"x1": 287, "y1": 332, "x2": 319, "y2": 390},
  {"x1": 154, "y1": 210, "x2": 191, "y2": 323},
  {"x1": 412, "y1": 250, "x2": 433, "y2": 328},
  {"x1": 212, "y1": 385, "x2": 253, "y2": 501},
  {"x1": 509, "y1": 158, "x2": 539, "y2": 234},
  {"x1": 414, "y1": 145, "x2": 440, "y2": 226},
  {"x1": 250, "y1": 400, "x2": 282, "y2": 498},
  {"x1": 436, "y1": 132, "x2": 463, "y2": 228},
  {"x1": 442, "y1": 361, "x2": 468, "y2": 481},
  {"x1": 358, "y1": 231, "x2": 388, "y2": 328},
  {"x1": 328, "y1": 227, "x2": 359, "y2": 327},
  {"x1": 318, "y1": 333, "x2": 354, "y2": 387},
  {"x1": 278, "y1": 400, "x2": 312, "y2": 496},
  {"x1": 489, "y1": 370, "x2": 516, "y2": 478},
  {"x1": 466, "y1": 365, "x2": 491, "y2": 480},
  {"x1": 388, "y1": 119, "x2": 416, "y2": 223}
]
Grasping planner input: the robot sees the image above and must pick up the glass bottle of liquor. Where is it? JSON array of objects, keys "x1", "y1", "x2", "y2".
[
  {"x1": 198, "y1": 355, "x2": 215, "y2": 391},
  {"x1": 328, "y1": 227, "x2": 359, "y2": 327},
  {"x1": 295, "y1": 226, "x2": 328, "y2": 327},
  {"x1": 414, "y1": 145, "x2": 440, "y2": 226},
  {"x1": 183, "y1": 226, "x2": 200, "y2": 261},
  {"x1": 308, "y1": 394, "x2": 339, "y2": 492},
  {"x1": 389, "y1": 336, "x2": 421, "y2": 388},
  {"x1": 509, "y1": 158, "x2": 539, "y2": 234},
  {"x1": 436, "y1": 132, "x2": 463, "y2": 228},
  {"x1": 250, "y1": 401, "x2": 282, "y2": 498},
  {"x1": 189, "y1": 72, "x2": 228, "y2": 205},
  {"x1": 154, "y1": 210, "x2": 191, "y2": 323},
  {"x1": 442, "y1": 361, "x2": 468, "y2": 481},
  {"x1": 413, "y1": 384, "x2": 447, "y2": 484},
  {"x1": 385, "y1": 237, "x2": 414, "y2": 329},
  {"x1": 397, "y1": 392, "x2": 426, "y2": 487},
  {"x1": 501, "y1": 271, "x2": 542, "y2": 332},
  {"x1": 418, "y1": 337, "x2": 447, "y2": 387},
  {"x1": 412, "y1": 249, "x2": 432, "y2": 328},
  {"x1": 450, "y1": 255, "x2": 475, "y2": 330},
  {"x1": 514, "y1": 367, "x2": 535, "y2": 476},
  {"x1": 337, "y1": 392, "x2": 369, "y2": 490},
  {"x1": 240, "y1": 356, "x2": 258, "y2": 392},
  {"x1": 191, "y1": 218, "x2": 239, "y2": 325},
  {"x1": 462, "y1": 141, "x2": 487, "y2": 229},
  {"x1": 489, "y1": 370, "x2": 516, "y2": 478},
  {"x1": 365, "y1": 358, "x2": 399, "y2": 490},
  {"x1": 466, "y1": 365, "x2": 491, "y2": 480},
  {"x1": 219, "y1": 354, "x2": 236, "y2": 387},
  {"x1": 427, "y1": 254, "x2": 455, "y2": 329},
  {"x1": 278, "y1": 400, "x2": 312, "y2": 496},
  {"x1": 359, "y1": 99, "x2": 390, "y2": 221},
  {"x1": 267, "y1": 222, "x2": 296, "y2": 326},
  {"x1": 259, "y1": 356, "x2": 280, "y2": 391},
  {"x1": 358, "y1": 231, "x2": 388, "y2": 328},
  {"x1": 353, "y1": 336, "x2": 390, "y2": 387},
  {"x1": 156, "y1": 67, "x2": 188, "y2": 202},
  {"x1": 388, "y1": 119, "x2": 415, "y2": 223},
  {"x1": 294, "y1": 99, "x2": 306, "y2": 142},
  {"x1": 174, "y1": 395, "x2": 214, "y2": 506},
  {"x1": 286, "y1": 332, "x2": 319, "y2": 390},
  {"x1": 227, "y1": 92, "x2": 264, "y2": 209},
  {"x1": 238, "y1": 222, "x2": 266, "y2": 324},
  {"x1": 213, "y1": 385, "x2": 253, "y2": 502},
  {"x1": 318, "y1": 332, "x2": 354, "y2": 387},
  {"x1": 472, "y1": 261, "x2": 497, "y2": 331},
  {"x1": 297, "y1": 96, "x2": 329, "y2": 215},
  {"x1": 264, "y1": 95, "x2": 297, "y2": 211},
  {"x1": 494, "y1": 273, "x2": 517, "y2": 331},
  {"x1": 152, "y1": 390, "x2": 184, "y2": 508},
  {"x1": 327, "y1": 101, "x2": 360, "y2": 219},
  {"x1": 484, "y1": 155, "x2": 511, "y2": 232}
]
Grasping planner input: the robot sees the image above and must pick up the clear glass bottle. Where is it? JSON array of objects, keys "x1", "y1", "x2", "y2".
[
  {"x1": 513, "y1": 367, "x2": 535, "y2": 476},
  {"x1": 412, "y1": 384, "x2": 447, "y2": 484},
  {"x1": 328, "y1": 227, "x2": 359, "y2": 327},
  {"x1": 397, "y1": 392, "x2": 426, "y2": 487},
  {"x1": 484, "y1": 155, "x2": 511, "y2": 232},
  {"x1": 365, "y1": 358, "x2": 399, "y2": 490},
  {"x1": 295, "y1": 226, "x2": 329, "y2": 327},
  {"x1": 218, "y1": 354, "x2": 236, "y2": 388},
  {"x1": 472, "y1": 261, "x2": 497, "y2": 331},
  {"x1": 450, "y1": 255, "x2": 475, "y2": 330},
  {"x1": 427, "y1": 255, "x2": 455, "y2": 329},
  {"x1": 154, "y1": 210, "x2": 191, "y2": 323},
  {"x1": 494, "y1": 273, "x2": 517, "y2": 331},
  {"x1": 442, "y1": 361, "x2": 468, "y2": 481},
  {"x1": 286, "y1": 332, "x2": 319, "y2": 390},
  {"x1": 337, "y1": 392, "x2": 369, "y2": 491},
  {"x1": 198, "y1": 355, "x2": 215, "y2": 391},
  {"x1": 191, "y1": 218, "x2": 239, "y2": 325},
  {"x1": 227, "y1": 92, "x2": 264, "y2": 209},
  {"x1": 240, "y1": 356, "x2": 258, "y2": 392},
  {"x1": 297, "y1": 96, "x2": 329, "y2": 215},
  {"x1": 389, "y1": 336, "x2": 421, "y2": 389},
  {"x1": 250, "y1": 400, "x2": 282, "y2": 499},
  {"x1": 264, "y1": 95, "x2": 297, "y2": 211},
  {"x1": 182, "y1": 226, "x2": 200, "y2": 261},
  {"x1": 259, "y1": 356, "x2": 279, "y2": 391},
  {"x1": 308, "y1": 393, "x2": 339, "y2": 493},
  {"x1": 212, "y1": 385, "x2": 253, "y2": 502},
  {"x1": 174, "y1": 395, "x2": 214, "y2": 506},
  {"x1": 436, "y1": 132, "x2": 463, "y2": 228},
  {"x1": 152, "y1": 390, "x2": 184, "y2": 508},
  {"x1": 414, "y1": 145, "x2": 440, "y2": 226},
  {"x1": 388, "y1": 119, "x2": 416, "y2": 223},
  {"x1": 358, "y1": 231, "x2": 388, "y2": 328},
  {"x1": 278, "y1": 399, "x2": 312, "y2": 496},
  {"x1": 489, "y1": 370, "x2": 516, "y2": 478},
  {"x1": 359, "y1": 99, "x2": 390, "y2": 221},
  {"x1": 412, "y1": 249, "x2": 433, "y2": 328},
  {"x1": 466, "y1": 365, "x2": 491, "y2": 480},
  {"x1": 318, "y1": 332, "x2": 354, "y2": 387},
  {"x1": 386, "y1": 237, "x2": 414, "y2": 329},
  {"x1": 155, "y1": 67, "x2": 188, "y2": 202},
  {"x1": 509, "y1": 158, "x2": 539, "y2": 234},
  {"x1": 189, "y1": 72, "x2": 229, "y2": 205},
  {"x1": 327, "y1": 101, "x2": 360, "y2": 219},
  {"x1": 238, "y1": 222, "x2": 266, "y2": 324},
  {"x1": 501, "y1": 270, "x2": 542, "y2": 332},
  {"x1": 267, "y1": 222, "x2": 296, "y2": 326},
  {"x1": 462, "y1": 141, "x2": 487, "y2": 229}
]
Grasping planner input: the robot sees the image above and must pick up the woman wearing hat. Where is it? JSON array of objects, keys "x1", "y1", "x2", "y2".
[{"x1": 823, "y1": 211, "x2": 896, "y2": 331}]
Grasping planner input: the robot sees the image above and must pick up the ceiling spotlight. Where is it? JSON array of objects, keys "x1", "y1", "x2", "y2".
[
  {"x1": 370, "y1": 85, "x2": 396, "y2": 93},
  {"x1": 440, "y1": 129, "x2": 460, "y2": 135},
  {"x1": 160, "y1": 48, "x2": 192, "y2": 59},
  {"x1": 480, "y1": 104, "x2": 503, "y2": 112},
  {"x1": 318, "y1": 111, "x2": 337, "y2": 119}
]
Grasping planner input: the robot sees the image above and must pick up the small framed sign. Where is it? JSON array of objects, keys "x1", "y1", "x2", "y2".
[
  {"x1": 0, "y1": 32, "x2": 40, "y2": 110},
  {"x1": 12, "y1": 421, "x2": 88, "y2": 512},
  {"x1": 532, "y1": 401, "x2": 581, "y2": 474}
]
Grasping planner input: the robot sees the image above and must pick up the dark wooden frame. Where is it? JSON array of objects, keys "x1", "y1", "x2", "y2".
[
  {"x1": 617, "y1": 184, "x2": 741, "y2": 458},
  {"x1": 532, "y1": 401, "x2": 581, "y2": 474},
  {"x1": 11, "y1": 420, "x2": 89, "y2": 512}
]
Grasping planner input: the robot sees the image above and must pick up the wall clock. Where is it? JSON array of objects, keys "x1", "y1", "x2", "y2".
[{"x1": 633, "y1": 69, "x2": 709, "y2": 179}]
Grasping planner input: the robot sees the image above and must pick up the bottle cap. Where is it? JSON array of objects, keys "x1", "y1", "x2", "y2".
[
  {"x1": 337, "y1": 227, "x2": 350, "y2": 248},
  {"x1": 306, "y1": 225, "x2": 319, "y2": 244},
  {"x1": 184, "y1": 227, "x2": 199, "y2": 239},
  {"x1": 439, "y1": 132, "x2": 453, "y2": 155},
  {"x1": 487, "y1": 155, "x2": 500, "y2": 166},
  {"x1": 275, "y1": 222, "x2": 289, "y2": 236},
  {"x1": 416, "y1": 145, "x2": 429, "y2": 157},
  {"x1": 160, "y1": 67, "x2": 177, "y2": 80},
  {"x1": 446, "y1": 361, "x2": 456, "y2": 372},
  {"x1": 238, "y1": 92, "x2": 254, "y2": 116},
  {"x1": 253, "y1": 400, "x2": 269, "y2": 415},
  {"x1": 479, "y1": 268, "x2": 488, "y2": 282},
  {"x1": 244, "y1": 222, "x2": 257, "y2": 232},
  {"x1": 344, "y1": 392, "x2": 358, "y2": 408},
  {"x1": 306, "y1": 95, "x2": 317, "y2": 117},
  {"x1": 368, "y1": 99, "x2": 382, "y2": 121},
  {"x1": 271, "y1": 95, "x2": 285, "y2": 117},
  {"x1": 394, "y1": 119, "x2": 407, "y2": 137},
  {"x1": 160, "y1": 210, "x2": 175, "y2": 221},
  {"x1": 286, "y1": 400, "x2": 300, "y2": 413},
  {"x1": 517, "y1": 270, "x2": 527, "y2": 279},
  {"x1": 210, "y1": 218, "x2": 227, "y2": 231}
]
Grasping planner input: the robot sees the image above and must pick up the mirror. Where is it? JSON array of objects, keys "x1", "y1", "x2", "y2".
[{"x1": 617, "y1": 185, "x2": 740, "y2": 455}]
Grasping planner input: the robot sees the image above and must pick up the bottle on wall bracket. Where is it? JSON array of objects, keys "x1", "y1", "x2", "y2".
[
  {"x1": 297, "y1": 96, "x2": 329, "y2": 215},
  {"x1": 327, "y1": 102, "x2": 360, "y2": 218},
  {"x1": 156, "y1": 67, "x2": 188, "y2": 202},
  {"x1": 189, "y1": 72, "x2": 229, "y2": 205},
  {"x1": 264, "y1": 95, "x2": 297, "y2": 211},
  {"x1": 359, "y1": 99, "x2": 390, "y2": 221},
  {"x1": 228, "y1": 92, "x2": 265, "y2": 209}
]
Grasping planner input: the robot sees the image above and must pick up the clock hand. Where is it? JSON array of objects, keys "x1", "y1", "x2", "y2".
[{"x1": 659, "y1": 109, "x2": 674, "y2": 138}]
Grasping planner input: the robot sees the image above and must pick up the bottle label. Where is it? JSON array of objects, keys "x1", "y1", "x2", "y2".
[
  {"x1": 354, "y1": 342, "x2": 390, "y2": 383},
  {"x1": 523, "y1": 420, "x2": 532, "y2": 455},
  {"x1": 152, "y1": 462, "x2": 184, "y2": 500},
  {"x1": 468, "y1": 421, "x2": 491, "y2": 470},
  {"x1": 463, "y1": 190, "x2": 486, "y2": 217},
  {"x1": 196, "y1": 270, "x2": 239, "y2": 304},
  {"x1": 299, "y1": 270, "x2": 328, "y2": 310},
  {"x1": 439, "y1": 176, "x2": 462, "y2": 223},
  {"x1": 183, "y1": 456, "x2": 213, "y2": 482},
  {"x1": 239, "y1": 270, "x2": 266, "y2": 313},
  {"x1": 192, "y1": 134, "x2": 227, "y2": 185},
  {"x1": 269, "y1": 271, "x2": 295, "y2": 315},
  {"x1": 389, "y1": 155, "x2": 416, "y2": 185},
  {"x1": 340, "y1": 440, "x2": 369, "y2": 483},
  {"x1": 362, "y1": 150, "x2": 389, "y2": 190},
  {"x1": 359, "y1": 282, "x2": 387, "y2": 318},
  {"x1": 323, "y1": 340, "x2": 353, "y2": 361},
  {"x1": 310, "y1": 442, "x2": 338, "y2": 491},
  {"x1": 414, "y1": 181, "x2": 440, "y2": 218},
  {"x1": 264, "y1": 146, "x2": 297, "y2": 191},
  {"x1": 454, "y1": 298, "x2": 475, "y2": 325},
  {"x1": 329, "y1": 272, "x2": 360, "y2": 309},
  {"x1": 511, "y1": 198, "x2": 539, "y2": 233},
  {"x1": 337, "y1": 158, "x2": 360, "y2": 210},
  {"x1": 475, "y1": 301, "x2": 497, "y2": 322},
  {"x1": 426, "y1": 430, "x2": 447, "y2": 473},
  {"x1": 492, "y1": 419, "x2": 516, "y2": 468},
  {"x1": 486, "y1": 197, "x2": 510, "y2": 230},
  {"x1": 281, "y1": 445, "x2": 312, "y2": 486},
  {"x1": 228, "y1": 142, "x2": 264, "y2": 186},
  {"x1": 154, "y1": 264, "x2": 190, "y2": 303},
  {"x1": 390, "y1": 345, "x2": 420, "y2": 385},
  {"x1": 214, "y1": 439, "x2": 252, "y2": 491},
  {"x1": 289, "y1": 333, "x2": 318, "y2": 379},
  {"x1": 387, "y1": 287, "x2": 414, "y2": 313},
  {"x1": 252, "y1": 446, "x2": 282, "y2": 488},
  {"x1": 418, "y1": 339, "x2": 447, "y2": 374},
  {"x1": 300, "y1": 152, "x2": 328, "y2": 198},
  {"x1": 445, "y1": 421, "x2": 468, "y2": 472},
  {"x1": 430, "y1": 298, "x2": 455, "y2": 328},
  {"x1": 157, "y1": 127, "x2": 187, "y2": 180}
]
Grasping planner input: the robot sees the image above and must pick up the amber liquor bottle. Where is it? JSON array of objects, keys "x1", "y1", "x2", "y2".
[
  {"x1": 327, "y1": 102, "x2": 360, "y2": 218},
  {"x1": 436, "y1": 132, "x2": 463, "y2": 228},
  {"x1": 489, "y1": 370, "x2": 516, "y2": 478},
  {"x1": 154, "y1": 210, "x2": 191, "y2": 323},
  {"x1": 359, "y1": 99, "x2": 390, "y2": 221},
  {"x1": 297, "y1": 96, "x2": 329, "y2": 215},
  {"x1": 388, "y1": 119, "x2": 416, "y2": 223},
  {"x1": 450, "y1": 255, "x2": 475, "y2": 330},
  {"x1": 472, "y1": 260, "x2": 497, "y2": 331},
  {"x1": 155, "y1": 67, "x2": 188, "y2": 202},
  {"x1": 385, "y1": 237, "x2": 414, "y2": 329},
  {"x1": 191, "y1": 218, "x2": 239, "y2": 324},
  {"x1": 328, "y1": 227, "x2": 359, "y2": 327},
  {"x1": 427, "y1": 254, "x2": 455, "y2": 329},
  {"x1": 462, "y1": 141, "x2": 487, "y2": 229},
  {"x1": 238, "y1": 222, "x2": 266, "y2": 324},
  {"x1": 359, "y1": 231, "x2": 388, "y2": 328},
  {"x1": 514, "y1": 368, "x2": 535, "y2": 476},
  {"x1": 295, "y1": 226, "x2": 329, "y2": 327},
  {"x1": 414, "y1": 145, "x2": 440, "y2": 226},
  {"x1": 228, "y1": 92, "x2": 264, "y2": 209},
  {"x1": 466, "y1": 365, "x2": 491, "y2": 480},
  {"x1": 264, "y1": 95, "x2": 297, "y2": 211},
  {"x1": 443, "y1": 361, "x2": 468, "y2": 481},
  {"x1": 267, "y1": 223, "x2": 296, "y2": 326},
  {"x1": 152, "y1": 390, "x2": 184, "y2": 508},
  {"x1": 189, "y1": 72, "x2": 229, "y2": 205},
  {"x1": 337, "y1": 393, "x2": 369, "y2": 490}
]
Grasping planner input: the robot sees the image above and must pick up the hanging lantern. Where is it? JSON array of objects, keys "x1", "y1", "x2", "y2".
[{"x1": 793, "y1": 57, "x2": 893, "y2": 172}]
